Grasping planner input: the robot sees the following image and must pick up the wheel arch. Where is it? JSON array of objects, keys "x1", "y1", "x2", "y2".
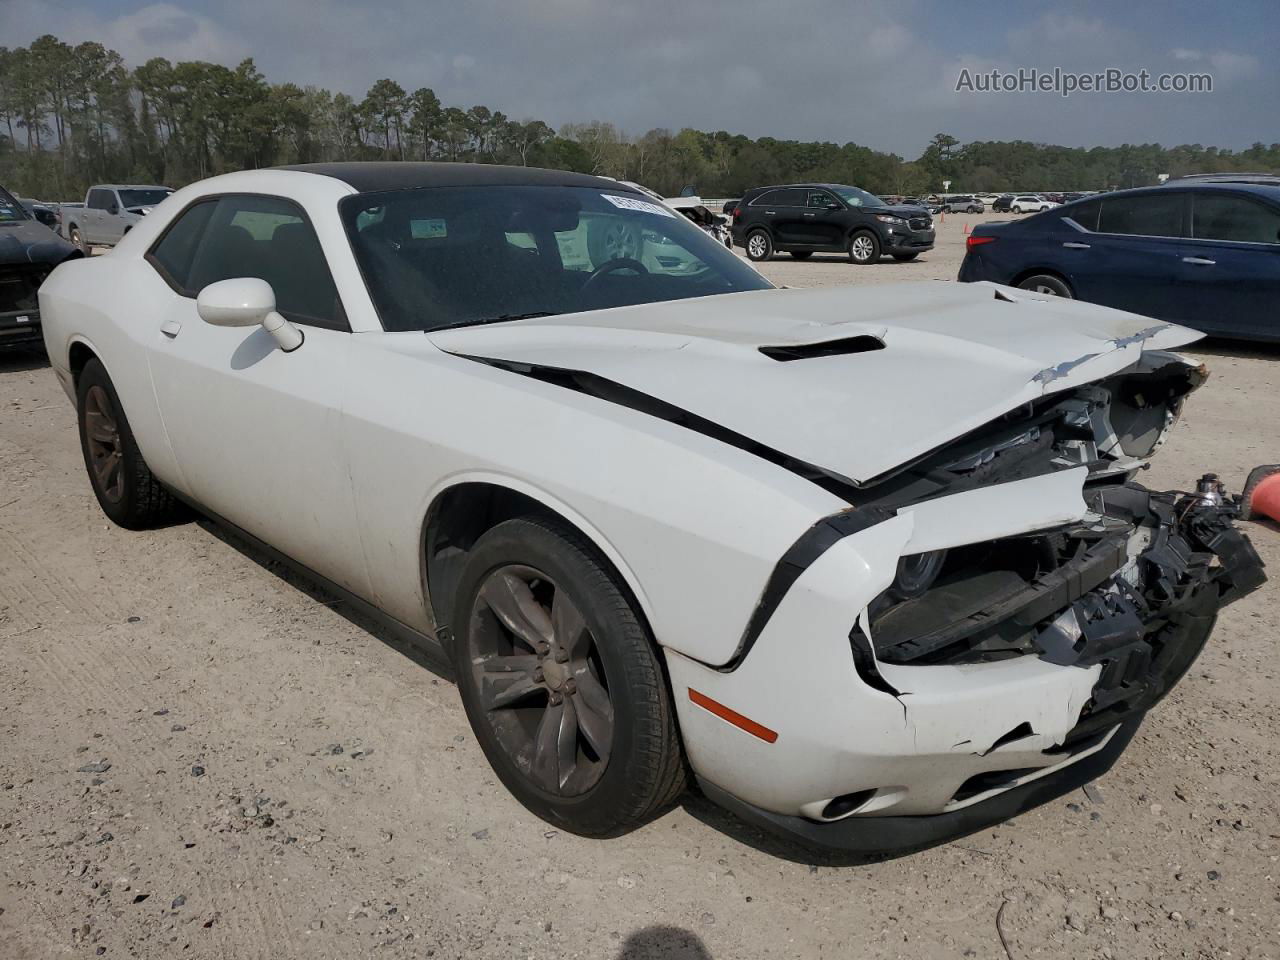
[
  {"x1": 67, "y1": 337, "x2": 102, "y2": 386},
  {"x1": 420, "y1": 477, "x2": 657, "y2": 646}
]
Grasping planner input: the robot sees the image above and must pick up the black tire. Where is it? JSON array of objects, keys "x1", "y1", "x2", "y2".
[
  {"x1": 848, "y1": 230, "x2": 880, "y2": 264},
  {"x1": 1017, "y1": 273, "x2": 1073, "y2": 298},
  {"x1": 76, "y1": 358, "x2": 185, "y2": 530},
  {"x1": 788, "y1": 250, "x2": 813, "y2": 260},
  {"x1": 892, "y1": 252, "x2": 919, "y2": 262},
  {"x1": 745, "y1": 229, "x2": 773, "y2": 262},
  {"x1": 450, "y1": 516, "x2": 685, "y2": 836}
]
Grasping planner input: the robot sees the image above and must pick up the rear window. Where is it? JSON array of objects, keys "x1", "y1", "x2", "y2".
[
  {"x1": 1098, "y1": 193, "x2": 1183, "y2": 238},
  {"x1": 1064, "y1": 199, "x2": 1101, "y2": 231}
]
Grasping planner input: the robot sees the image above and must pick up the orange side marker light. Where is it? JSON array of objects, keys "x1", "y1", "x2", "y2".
[{"x1": 688, "y1": 688, "x2": 778, "y2": 743}]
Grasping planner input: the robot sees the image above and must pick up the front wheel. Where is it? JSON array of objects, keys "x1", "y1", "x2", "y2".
[
  {"x1": 1017, "y1": 274, "x2": 1073, "y2": 298},
  {"x1": 745, "y1": 230, "x2": 773, "y2": 261},
  {"x1": 76, "y1": 359, "x2": 185, "y2": 529},
  {"x1": 69, "y1": 227, "x2": 87, "y2": 252},
  {"x1": 450, "y1": 517, "x2": 685, "y2": 837},
  {"x1": 848, "y1": 231, "x2": 880, "y2": 264}
]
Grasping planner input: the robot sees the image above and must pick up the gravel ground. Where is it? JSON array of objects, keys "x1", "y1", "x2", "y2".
[{"x1": 1, "y1": 213, "x2": 1278, "y2": 959}]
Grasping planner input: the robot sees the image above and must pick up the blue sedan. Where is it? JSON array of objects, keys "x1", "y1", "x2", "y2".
[{"x1": 958, "y1": 183, "x2": 1280, "y2": 342}]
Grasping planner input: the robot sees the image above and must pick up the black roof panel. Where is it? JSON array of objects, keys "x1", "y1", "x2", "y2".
[{"x1": 276, "y1": 161, "x2": 633, "y2": 194}]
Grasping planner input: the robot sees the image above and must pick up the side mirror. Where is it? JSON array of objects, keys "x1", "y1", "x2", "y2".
[
  {"x1": 108, "y1": 203, "x2": 119, "y2": 215},
  {"x1": 196, "y1": 278, "x2": 303, "y2": 352},
  {"x1": 826, "y1": 202, "x2": 841, "y2": 210}
]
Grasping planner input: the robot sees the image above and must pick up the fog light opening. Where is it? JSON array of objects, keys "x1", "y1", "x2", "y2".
[{"x1": 821, "y1": 789, "x2": 877, "y2": 820}]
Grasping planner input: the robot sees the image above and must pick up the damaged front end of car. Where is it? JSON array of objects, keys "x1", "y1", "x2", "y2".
[
  {"x1": 847, "y1": 348, "x2": 1264, "y2": 745},
  {"x1": 681, "y1": 348, "x2": 1265, "y2": 855},
  {"x1": 862, "y1": 474, "x2": 1264, "y2": 745}
]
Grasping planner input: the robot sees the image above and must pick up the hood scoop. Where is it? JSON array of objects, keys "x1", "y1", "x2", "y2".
[{"x1": 758, "y1": 335, "x2": 885, "y2": 362}]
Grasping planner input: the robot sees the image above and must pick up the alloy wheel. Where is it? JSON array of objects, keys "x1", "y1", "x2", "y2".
[
  {"x1": 851, "y1": 235, "x2": 875, "y2": 262},
  {"x1": 747, "y1": 234, "x2": 767, "y2": 259},
  {"x1": 84, "y1": 385, "x2": 125, "y2": 503},
  {"x1": 466, "y1": 564, "x2": 614, "y2": 795}
]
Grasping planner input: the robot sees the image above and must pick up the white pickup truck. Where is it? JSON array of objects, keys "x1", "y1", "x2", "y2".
[{"x1": 63, "y1": 184, "x2": 173, "y2": 249}]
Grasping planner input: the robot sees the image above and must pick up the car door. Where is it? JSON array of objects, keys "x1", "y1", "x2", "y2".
[
  {"x1": 100, "y1": 190, "x2": 125, "y2": 244},
  {"x1": 1063, "y1": 191, "x2": 1194, "y2": 323},
  {"x1": 764, "y1": 189, "x2": 811, "y2": 246},
  {"x1": 1178, "y1": 191, "x2": 1280, "y2": 340},
  {"x1": 82, "y1": 189, "x2": 107, "y2": 243},
  {"x1": 143, "y1": 193, "x2": 372, "y2": 596},
  {"x1": 796, "y1": 189, "x2": 845, "y2": 247}
]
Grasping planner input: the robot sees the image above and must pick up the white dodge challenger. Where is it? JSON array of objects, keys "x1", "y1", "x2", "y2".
[{"x1": 38, "y1": 163, "x2": 1264, "y2": 854}]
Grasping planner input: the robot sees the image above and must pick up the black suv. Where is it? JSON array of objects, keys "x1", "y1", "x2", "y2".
[
  {"x1": 731, "y1": 183, "x2": 935, "y2": 263},
  {"x1": 991, "y1": 194, "x2": 1015, "y2": 213}
]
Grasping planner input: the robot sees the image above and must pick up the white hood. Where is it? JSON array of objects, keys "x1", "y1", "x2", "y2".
[{"x1": 428, "y1": 281, "x2": 1201, "y2": 485}]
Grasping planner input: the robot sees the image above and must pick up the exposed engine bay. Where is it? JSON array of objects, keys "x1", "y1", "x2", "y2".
[{"x1": 855, "y1": 353, "x2": 1266, "y2": 746}]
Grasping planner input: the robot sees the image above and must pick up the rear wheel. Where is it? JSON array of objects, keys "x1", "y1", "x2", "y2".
[
  {"x1": 848, "y1": 231, "x2": 880, "y2": 265},
  {"x1": 76, "y1": 359, "x2": 185, "y2": 529},
  {"x1": 1017, "y1": 274, "x2": 1073, "y2": 298},
  {"x1": 788, "y1": 250, "x2": 813, "y2": 260},
  {"x1": 745, "y1": 230, "x2": 773, "y2": 262},
  {"x1": 450, "y1": 517, "x2": 685, "y2": 836}
]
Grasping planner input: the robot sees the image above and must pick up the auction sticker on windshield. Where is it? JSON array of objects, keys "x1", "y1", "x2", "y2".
[{"x1": 602, "y1": 194, "x2": 676, "y2": 218}]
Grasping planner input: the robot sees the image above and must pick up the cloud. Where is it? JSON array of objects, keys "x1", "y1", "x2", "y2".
[
  {"x1": 1, "y1": 0, "x2": 1275, "y2": 156},
  {"x1": 1, "y1": 1, "x2": 247, "y2": 65}
]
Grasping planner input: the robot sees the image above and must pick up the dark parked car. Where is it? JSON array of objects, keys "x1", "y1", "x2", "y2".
[
  {"x1": 958, "y1": 183, "x2": 1280, "y2": 341},
  {"x1": 731, "y1": 183, "x2": 934, "y2": 263},
  {"x1": 992, "y1": 194, "x2": 1015, "y2": 213},
  {"x1": 1, "y1": 184, "x2": 82, "y2": 348},
  {"x1": 18, "y1": 198, "x2": 58, "y2": 229}
]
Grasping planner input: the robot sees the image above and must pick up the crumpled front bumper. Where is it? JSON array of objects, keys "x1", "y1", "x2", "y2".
[{"x1": 665, "y1": 469, "x2": 1264, "y2": 855}]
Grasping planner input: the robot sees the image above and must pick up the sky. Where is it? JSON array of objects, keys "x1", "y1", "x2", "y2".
[{"x1": 3, "y1": 0, "x2": 1277, "y2": 158}]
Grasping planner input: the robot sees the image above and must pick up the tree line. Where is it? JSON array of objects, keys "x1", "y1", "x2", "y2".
[{"x1": 2, "y1": 35, "x2": 1278, "y2": 202}]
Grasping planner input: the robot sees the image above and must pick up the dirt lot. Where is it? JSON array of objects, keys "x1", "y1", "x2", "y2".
[{"x1": 2, "y1": 212, "x2": 1278, "y2": 959}]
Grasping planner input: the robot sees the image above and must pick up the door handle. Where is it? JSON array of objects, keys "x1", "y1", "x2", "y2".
[
  {"x1": 160, "y1": 320, "x2": 182, "y2": 338},
  {"x1": 1181, "y1": 256, "x2": 1216, "y2": 265},
  {"x1": 765, "y1": 210, "x2": 776, "y2": 215},
  {"x1": 803, "y1": 212, "x2": 816, "y2": 217},
  {"x1": 1062, "y1": 241, "x2": 1091, "y2": 249}
]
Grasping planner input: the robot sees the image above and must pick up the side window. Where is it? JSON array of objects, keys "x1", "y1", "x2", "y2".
[
  {"x1": 154, "y1": 195, "x2": 347, "y2": 331},
  {"x1": 772, "y1": 188, "x2": 807, "y2": 207},
  {"x1": 752, "y1": 189, "x2": 785, "y2": 206},
  {"x1": 88, "y1": 190, "x2": 111, "y2": 210},
  {"x1": 148, "y1": 199, "x2": 218, "y2": 290},
  {"x1": 807, "y1": 191, "x2": 836, "y2": 208},
  {"x1": 1098, "y1": 193, "x2": 1183, "y2": 238},
  {"x1": 1065, "y1": 199, "x2": 1101, "y2": 231},
  {"x1": 1192, "y1": 194, "x2": 1280, "y2": 244}
]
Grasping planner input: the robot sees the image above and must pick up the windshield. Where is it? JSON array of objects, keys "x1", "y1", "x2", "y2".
[
  {"x1": 833, "y1": 186, "x2": 885, "y2": 208},
  {"x1": 0, "y1": 189, "x2": 28, "y2": 223},
  {"x1": 118, "y1": 188, "x2": 172, "y2": 208},
  {"x1": 341, "y1": 185, "x2": 772, "y2": 332}
]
